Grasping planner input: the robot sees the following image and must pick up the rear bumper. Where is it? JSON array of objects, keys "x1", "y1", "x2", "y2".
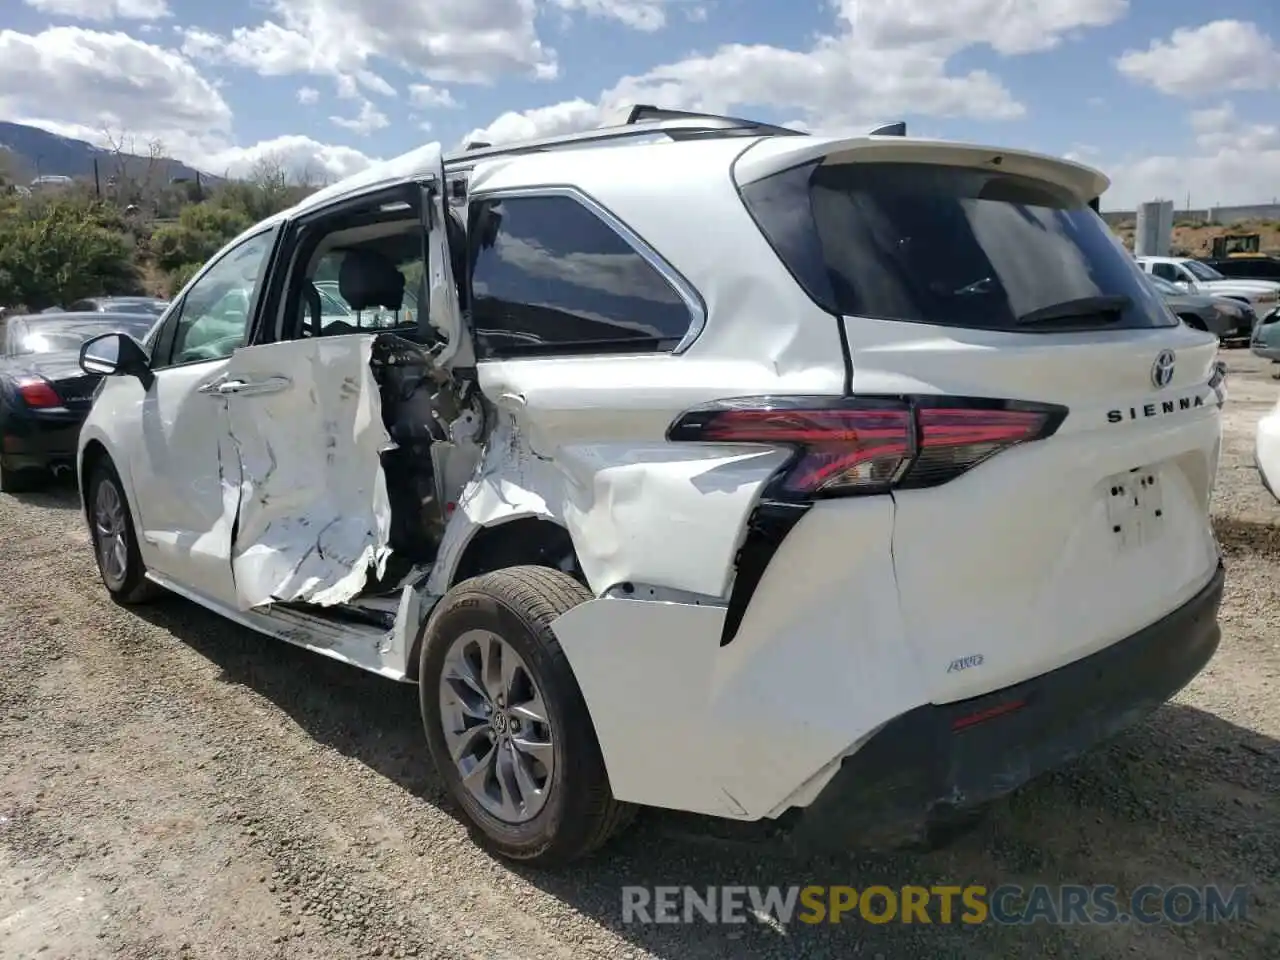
[
  {"x1": 1, "y1": 413, "x2": 83, "y2": 472},
  {"x1": 1207, "y1": 307, "x2": 1254, "y2": 340},
  {"x1": 781, "y1": 560, "x2": 1224, "y2": 850},
  {"x1": 1252, "y1": 344, "x2": 1280, "y2": 361}
]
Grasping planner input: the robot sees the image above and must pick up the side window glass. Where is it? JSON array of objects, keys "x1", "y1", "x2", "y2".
[
  {"x1": 468, "y1": 194, "x2": 692, "y2": 357},
  {"x1": 169, "y1": 230, "x2": 276, "y2": 365},
  {"x1": 1151, "y1": 263, "x2": 1175, "y2": 281}
]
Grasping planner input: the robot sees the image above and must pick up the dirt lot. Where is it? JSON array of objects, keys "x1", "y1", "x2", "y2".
[{"x1": 3, "y1": 356, "x2": 1279, "y2": 960}]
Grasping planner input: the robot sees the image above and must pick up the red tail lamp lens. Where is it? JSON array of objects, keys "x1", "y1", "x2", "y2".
[
  {"x1": 668, "y1": 397, "x2": 1063, "y2": 497},
  {"x1": 16, "y1": 377, "x2": 62, "y2": 409}
]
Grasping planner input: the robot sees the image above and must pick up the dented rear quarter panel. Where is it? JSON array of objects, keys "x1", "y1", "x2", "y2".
[{"x1": 427, "y1": 401, "x2": 792, "y2": 600}]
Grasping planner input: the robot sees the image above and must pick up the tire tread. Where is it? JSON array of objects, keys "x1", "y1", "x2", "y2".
[
  {"x1": 425, "y1": 564, "x2": 635, "y2": 863},
  {"x1": 88, "y1": 460, "x2": 162, "y2": 605}
]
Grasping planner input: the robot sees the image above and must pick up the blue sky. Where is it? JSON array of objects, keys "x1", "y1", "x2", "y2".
[{"x1": 1, "y1": 0, "x2": 1278, "y2": 207}]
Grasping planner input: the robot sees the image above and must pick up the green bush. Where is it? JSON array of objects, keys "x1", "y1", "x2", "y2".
[
  {"x1": 165, "y1": 261, "x2": 204, "y2": 297},
  {"x1": 151, "y1": 203, "x2": 252, "y2": 273},
  {"x1": 0, "y1": 200, "x2": 137, "y2": 309},
  {"x1": 0, "y1": 164, "x2": 318, "y2": 308}
]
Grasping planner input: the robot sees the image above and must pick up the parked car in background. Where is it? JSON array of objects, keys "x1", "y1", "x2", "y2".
[
  {"x1": 1135, "y1": 256, "x2": 1280, "y2": 312},
  {"x1": 310, "y1": 281, "x2": 355, "y2": 319},
  {"x1": 1147, "y1": 274, "x2": 1256, "y2": 341},
  {"x1": 63, "y1": 296, "x2": 169, "y2": 317},
  {"x1": 1249, "y1": 305, "x2": 1280, "y2": 362},
  {"x1": 1200, "y1": 255, "x2": 1280, "y2": 282},
  {"x1": 0, "y1": 311, "x2": 157, "y2": 491},
  {"x1": 313, "y1": 279, "x2": 418, "y2": 329}
]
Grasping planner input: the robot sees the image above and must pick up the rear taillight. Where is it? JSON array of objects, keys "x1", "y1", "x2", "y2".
[
  {"x1": 667, "y1": 395, "x2": 1066, "y2": 499},
  {"x1": 16, "y1": 377, "x2": 62, "y2": 409}
]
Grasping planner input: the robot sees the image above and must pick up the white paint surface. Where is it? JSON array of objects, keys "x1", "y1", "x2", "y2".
[
  {"x1": 1256, "y1": 397, "x2": 1280, "y2": 501},
  {"x1": 223, "y1": 335, "x2": 392, "y2": 608}
]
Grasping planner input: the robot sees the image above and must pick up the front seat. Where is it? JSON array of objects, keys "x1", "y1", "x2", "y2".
[
  {"x1": 298, "y1": 279, "x2": 323, "y2": 337},
  {"x1": 339, "y1": 248, "x2": 406, "y2": 317}
]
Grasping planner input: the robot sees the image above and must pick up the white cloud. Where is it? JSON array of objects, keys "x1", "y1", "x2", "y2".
[
  {"x1": 408, "y1": 84, "x2": 460, "y2": 109},
  {"x1": 465, "y1": 0, "x2": 1128, "y2": 145},
  {"x1": 203, "y1": 136, "x2": 377, "y2": 184},
  {"x1": 0, "y1": 27, "x2": 232, "y2": 138},
  {"x1": 1099, "y1": 103, "x2": 1280, "y2": 209},
  {"x1": 330, "y1": 71, "x2": 394, "y2": 100},
  {"x1": 0, "y1": 27, "x2": 375, "y2": 188},
  {"x1": 1188, "y1": 101, "x2": 1279, "y2": 153},
  {"x1": 546, "y1": 0, "x2": 677, "y2": 32},
  {"x1": 14, "y1": 116, "x2": 377, "y2": 186},
  {"x1": 836, "y1": 0, "x2": 1129, "y2": 56},
  {"x1": 22, "y1": 0, "x2": 170, "y2": 20},
  {"x1": 466, "y1": 98, "x2": 605, "y2": 146},
  {"x1": 180, "y1": 0, "x2": 557, "y2": 87},
  {"x1": 334, "y1": 74, "x2": 360, "y2": 99},
  {"x1": 329, "y1": 99, "x2": 390, "y2": 136},
  {"x1": 354, "y1": 70, "x2": 396, "y2": 98},
  {"x1": 1116, "y1": 20, "x2": 1280, "y2": 97},
  {"x1": 296, "y1": 86, "x2": 320, "y2": 105}
]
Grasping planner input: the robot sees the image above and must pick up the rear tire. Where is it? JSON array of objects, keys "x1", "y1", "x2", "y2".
[
  {"x1": 419, "y1": 565, "x2": 634, "y2": 865},
  {"x1": 86, "y1": 459, "x2": 162, "y2": 605}
]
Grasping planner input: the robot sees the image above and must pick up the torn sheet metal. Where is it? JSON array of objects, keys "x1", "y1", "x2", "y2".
[
  {"x1": 428, "y1": 407, "x2": 790, "y2": 600},
  {"x1": 223, "y1": 335, "x2": 392, "y2": 609}
]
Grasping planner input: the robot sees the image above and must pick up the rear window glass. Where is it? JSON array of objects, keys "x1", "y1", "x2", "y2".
[{"x1": 740, "y1": 161, "x2": 1177, "y2": 332}]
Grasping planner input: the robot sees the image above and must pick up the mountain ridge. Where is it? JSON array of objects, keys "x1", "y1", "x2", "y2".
[{"x1": 0, "y1": 120, "x2": 216, "y2": 185}]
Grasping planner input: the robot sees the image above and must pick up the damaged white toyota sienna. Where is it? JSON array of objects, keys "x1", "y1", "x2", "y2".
[{"x1": 76, "y1": 106, "x2": 1228, "y2": 865}]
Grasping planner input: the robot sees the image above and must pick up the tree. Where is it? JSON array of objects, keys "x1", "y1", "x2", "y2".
[
  {"x1": 0, "y1": 199, "x2": 137, "y2": 309},
  {"x1": 150, "y1": 202, "x2": 252, "y2": 274},
  {"x1": 0, "y1": 149, "x2": 18, "y2": 189}
]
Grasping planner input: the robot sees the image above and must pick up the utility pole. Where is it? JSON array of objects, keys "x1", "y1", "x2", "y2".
[{"x1": 93, "y1": 157, "x2": 101, "y2": 197}]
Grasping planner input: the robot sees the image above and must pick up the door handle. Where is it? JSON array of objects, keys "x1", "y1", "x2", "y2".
[{"x1": 198, "y1": 376, "x2": 291, "y2": 397}]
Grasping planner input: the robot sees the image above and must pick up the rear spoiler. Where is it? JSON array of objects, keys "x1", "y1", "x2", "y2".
[{"x1": 733, "y1": 137, "x2": 1111, "y2": 205}]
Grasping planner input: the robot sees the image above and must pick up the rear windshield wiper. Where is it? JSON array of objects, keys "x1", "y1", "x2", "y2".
[{"x1": 1016, "y1": 294, "x2": 1131, "y2": 327}]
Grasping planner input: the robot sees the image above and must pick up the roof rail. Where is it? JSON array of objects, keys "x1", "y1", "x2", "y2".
[
  {"x1": 622, "y1": 104, "x2": 803, "y2": 137},
  {"x1": 443, "y1": 109, "x2": 804, "y2": 170},
  {"x1": 868, "y1": 121, "x2": 907, "y2": 137}
]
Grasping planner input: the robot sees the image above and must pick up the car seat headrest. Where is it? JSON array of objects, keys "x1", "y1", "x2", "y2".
[{"x1": 338, "y1": 249, "x2": 405, "y2": 312}]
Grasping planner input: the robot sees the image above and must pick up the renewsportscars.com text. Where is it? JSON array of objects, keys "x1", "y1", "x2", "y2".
[{"x1": 621, "y1": 884, "x2": 1249, "y2": 926}]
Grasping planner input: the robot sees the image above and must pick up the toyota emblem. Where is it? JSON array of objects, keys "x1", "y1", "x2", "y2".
[{"x1": 1151, "y1": 349, "x2": 1176, "y2": 389}]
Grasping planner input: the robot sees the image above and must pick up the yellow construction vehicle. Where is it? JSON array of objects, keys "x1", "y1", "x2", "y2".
[{"x1": 1211, "y1": 233, "x2": 1263, "y2": 258}]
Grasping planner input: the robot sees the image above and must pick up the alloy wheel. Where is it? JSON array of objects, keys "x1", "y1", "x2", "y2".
[
  {"x1": 438, "y1": 629, "x2": 555, "y2": 823},
  {"x1": 93, "y1": 477, "x2": 129, "y2": 588}
]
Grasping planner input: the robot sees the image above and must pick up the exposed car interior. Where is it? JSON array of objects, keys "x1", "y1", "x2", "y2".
[{"x1": 279, "y1": 199, "x2": 482, "y2": 607}]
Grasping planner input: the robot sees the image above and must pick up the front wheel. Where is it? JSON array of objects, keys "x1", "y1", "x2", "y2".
[
  {"x1": 419, "y1": 565, "x2": 634, "y2": 865},
  {"x1": 86, "y1": 459, "x2": 161, "y2": 604}
]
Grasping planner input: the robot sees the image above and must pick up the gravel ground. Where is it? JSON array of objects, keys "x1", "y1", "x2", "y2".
[{"x1": 2, "y1": 353, "x2": 1279, "y2": 960}]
